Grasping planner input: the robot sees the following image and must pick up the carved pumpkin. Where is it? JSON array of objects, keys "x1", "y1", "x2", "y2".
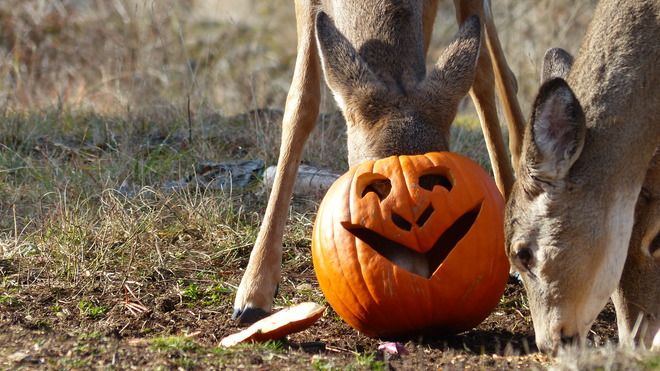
[{"x1": 311, "y1": 152, "x2": 508, "y2": 337}]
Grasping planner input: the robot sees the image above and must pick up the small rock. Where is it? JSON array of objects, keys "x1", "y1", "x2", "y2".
[
  {"x1": 296, "y1": 283, "x2": 313, "y2": 291},
  {"x1": 8, "y1": 351, "x2": 29, "y2": 362}
]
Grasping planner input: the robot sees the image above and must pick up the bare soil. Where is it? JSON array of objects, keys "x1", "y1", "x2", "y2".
[
  {"x1": 0, "y1": 252, "x2": 619, "y2": 370},
  {"x1": 0, "y1": 109, "x2": 643, "y2": 370}
]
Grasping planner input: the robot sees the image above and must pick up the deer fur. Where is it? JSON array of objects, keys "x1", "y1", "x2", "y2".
[
  {"x1": 232, "y1": 0, "x2": 525, "y2": 324},
  {"x1": 505, "y1": 0, "x2": 659, "y2": 354}
]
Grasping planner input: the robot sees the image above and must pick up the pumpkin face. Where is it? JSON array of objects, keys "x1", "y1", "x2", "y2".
[{"x1": 311, "y1": 152, "x2": 508, "y2": 337}]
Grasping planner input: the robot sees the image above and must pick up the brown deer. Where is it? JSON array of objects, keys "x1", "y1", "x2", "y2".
[
  {"x1": 232, "y1": 0, "x2": 525, "y2": 323},
  {"x1": 505, "y1": 0, "x2": 659, "y2": 354}
]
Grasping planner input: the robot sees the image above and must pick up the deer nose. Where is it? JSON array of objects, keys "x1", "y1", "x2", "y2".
[
  {"x1": 560, "y1": 329, "x2": 579, "y2": 347},
  {"x1": 538, "y1": 327, "x2": 579, "y2": 354}
]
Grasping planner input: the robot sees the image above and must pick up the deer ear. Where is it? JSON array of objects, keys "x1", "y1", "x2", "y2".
[
  {"x1": 422, "y1": 15, "x2": 481, "y2": 106},
  {"x1": 525, "y1": 78, "x2": 586, "y2": 184},
  {"x1": 315, "y1": 11, "x2": 381, "y2": 106},
  {"x1": 541, "y1": 48, "x2": 574, "y2": 83}
]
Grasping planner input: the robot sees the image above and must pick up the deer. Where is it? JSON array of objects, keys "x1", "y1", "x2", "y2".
[
  {"x1": 504, "y1": 0, "x2": 659, "y2": 354},
  {"x1": 232, "y1": 0, "x2": 525, "y2": 324}
]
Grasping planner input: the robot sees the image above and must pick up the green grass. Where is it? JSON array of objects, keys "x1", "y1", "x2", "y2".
[
  {"x1": 354, "y1": 352, "x2": 386, "y2": 371},
  {"x1": 311, "y1": 352, "x2": 386, "y2": 371},
  {"x1": 57, "y1": 358, "x2": 91, "y2": 369},
  {"x1": 177, "y1": 280, "x2": 242, "y2": 307},
  {"x1": 202, "y1": 282, "x2": 234, "y2": 306},
  {"x1": 77, "y1": 300, "x2": 108, "y2": 320},
  {"x1": 147, "y1": 337, "x2": 289, "y2": 369},
  {"x1": 151, "y1": 336, "x2": 199, "y2": 353},
  {"x1": 211, "y1": 340, "x2": 286, "y2": 357},
  {"x1": 643, "y1": 354, "x2": 660, "y2": 370},
  {"x1": 0, "y1": 282, "x2": 20, "y2": 307},
  {"x1": 181, "y1": 282, "x2": 201, "y2": 301},
  {"x1": 311, "y1": 357, "x2": 341, "y2": 371},
  {"x1": 240, "y1": 340, "x2": 286, "y2": 353},
  {"x1": 0, "y1": 294, "x2": 13, "y2": 305},
  {"x1": 450, "y1": 114, "x2": 496, "y2": 172}
]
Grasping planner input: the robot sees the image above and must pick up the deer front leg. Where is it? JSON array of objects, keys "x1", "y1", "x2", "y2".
[
  {"x1": 466, "y1": 46, "x2": 514, "y2": 198},
  {"x1": 232, "y1": 0, "x2": 321, "y2": 323},
  {"x1": 453, "y1": 0, "x2": 520, "y2": 198},
  {"x1": 479, "y1": 0, "x2": 525, "y2": 171}
]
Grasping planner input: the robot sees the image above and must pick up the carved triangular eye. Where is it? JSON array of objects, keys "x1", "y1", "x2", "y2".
[
  {"x1": 361, "y1": 179, "x2": 392, "y2": 201},
  {"x1": 419, "y1": 173, "x2": 452, "y2": 191}
]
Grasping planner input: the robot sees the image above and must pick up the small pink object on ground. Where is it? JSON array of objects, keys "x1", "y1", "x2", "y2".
[{"x1": 378, "y1": 341, "x2": 408, "y2": 356}]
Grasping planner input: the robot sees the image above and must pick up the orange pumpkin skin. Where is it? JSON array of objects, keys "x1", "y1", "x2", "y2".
[{"x1": 311, "y1": 152, "x2": 508, "y2": 338}]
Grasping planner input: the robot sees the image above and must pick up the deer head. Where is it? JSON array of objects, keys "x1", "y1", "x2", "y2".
[
  {"x1": 315, "y1": 11, "x2": 481, "y2": 166},
  {"x1": 505, "y1": 46, "x2": 658, "y2": 353}
]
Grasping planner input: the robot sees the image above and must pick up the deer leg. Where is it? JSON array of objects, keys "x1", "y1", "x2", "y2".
[
  {"x1": 611, "y1": 153, "x2": 659, "y2": 348},
  {"x1": 468, "y1": 51, "x2": 514, "y2": 198},
  {"x1": 480, "y1": 0, "x2": 525, "y2": 171},
  {"x1": 454, "y1": 0, "x2": 522, "y2": 199},
  {"x1": 232, "y1": 0, "x2": 321, "y2": 323}
]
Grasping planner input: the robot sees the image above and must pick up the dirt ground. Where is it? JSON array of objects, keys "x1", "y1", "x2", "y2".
[
  {"x1": 0, "y1": 254, "x2": 621, "y2": 370},
  {"x1": 0, "y1": 110, "x2": 650, "y2": 370}
]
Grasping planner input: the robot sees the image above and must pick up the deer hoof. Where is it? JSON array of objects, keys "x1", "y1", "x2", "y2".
[{"x1": 232, "y1": 306, "x2": 270, "y2": 324}]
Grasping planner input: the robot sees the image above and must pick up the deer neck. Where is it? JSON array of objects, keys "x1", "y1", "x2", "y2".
[{"x1": 566, "y1": 0, "x2": 659, "y2": 194}]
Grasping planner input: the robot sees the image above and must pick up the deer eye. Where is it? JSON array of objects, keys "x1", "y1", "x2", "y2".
[
  {"x1": 516, "y1": 248, "x2": 532, "y2": 268},
  {"x1": 512, "y1": 241, "x2": 534, "y2": 272}
]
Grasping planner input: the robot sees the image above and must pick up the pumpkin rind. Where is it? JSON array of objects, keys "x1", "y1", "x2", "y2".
[
  {"x1": 311, "y1": 152, "x2": 508, "y2": 337},
  {"x1": 220, "y1": 302, "x2": 325, "y2": 347}
]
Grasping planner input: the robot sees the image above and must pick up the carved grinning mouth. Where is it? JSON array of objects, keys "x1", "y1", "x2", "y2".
[{"x1": 341, "y1": 202, "x2": 483, "y2": 279}]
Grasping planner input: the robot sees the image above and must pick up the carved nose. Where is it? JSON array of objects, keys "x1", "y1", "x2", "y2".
[
  {"x1": 391, "y1": 204, "x2": 434, "y2": 231},
  {"x1": 391, "y1": 212, "x2": 413, "y2": 231},
  {"x1": 416, "y1": 204, "x2": 434, "y2": 227}
]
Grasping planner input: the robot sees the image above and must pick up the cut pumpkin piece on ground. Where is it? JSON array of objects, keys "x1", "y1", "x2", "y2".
[{"x1": 220, "y1": 302, "x2": 325, "y2": 347}]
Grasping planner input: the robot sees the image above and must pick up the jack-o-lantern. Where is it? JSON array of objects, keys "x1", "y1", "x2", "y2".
[{"x1": 311, "y1": 152, "x2": 508, "y2": 337}]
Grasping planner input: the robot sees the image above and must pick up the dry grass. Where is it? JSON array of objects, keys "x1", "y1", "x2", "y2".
[
  {"x1": 0, "y1": 0, "x2": 596, "y2": 115},
  {"x1": 553, "y1": 344, "x2": 660, "y2": 371},
  {"x1": 0, "y1": 0, "x2": 297, "y2": 114}
]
